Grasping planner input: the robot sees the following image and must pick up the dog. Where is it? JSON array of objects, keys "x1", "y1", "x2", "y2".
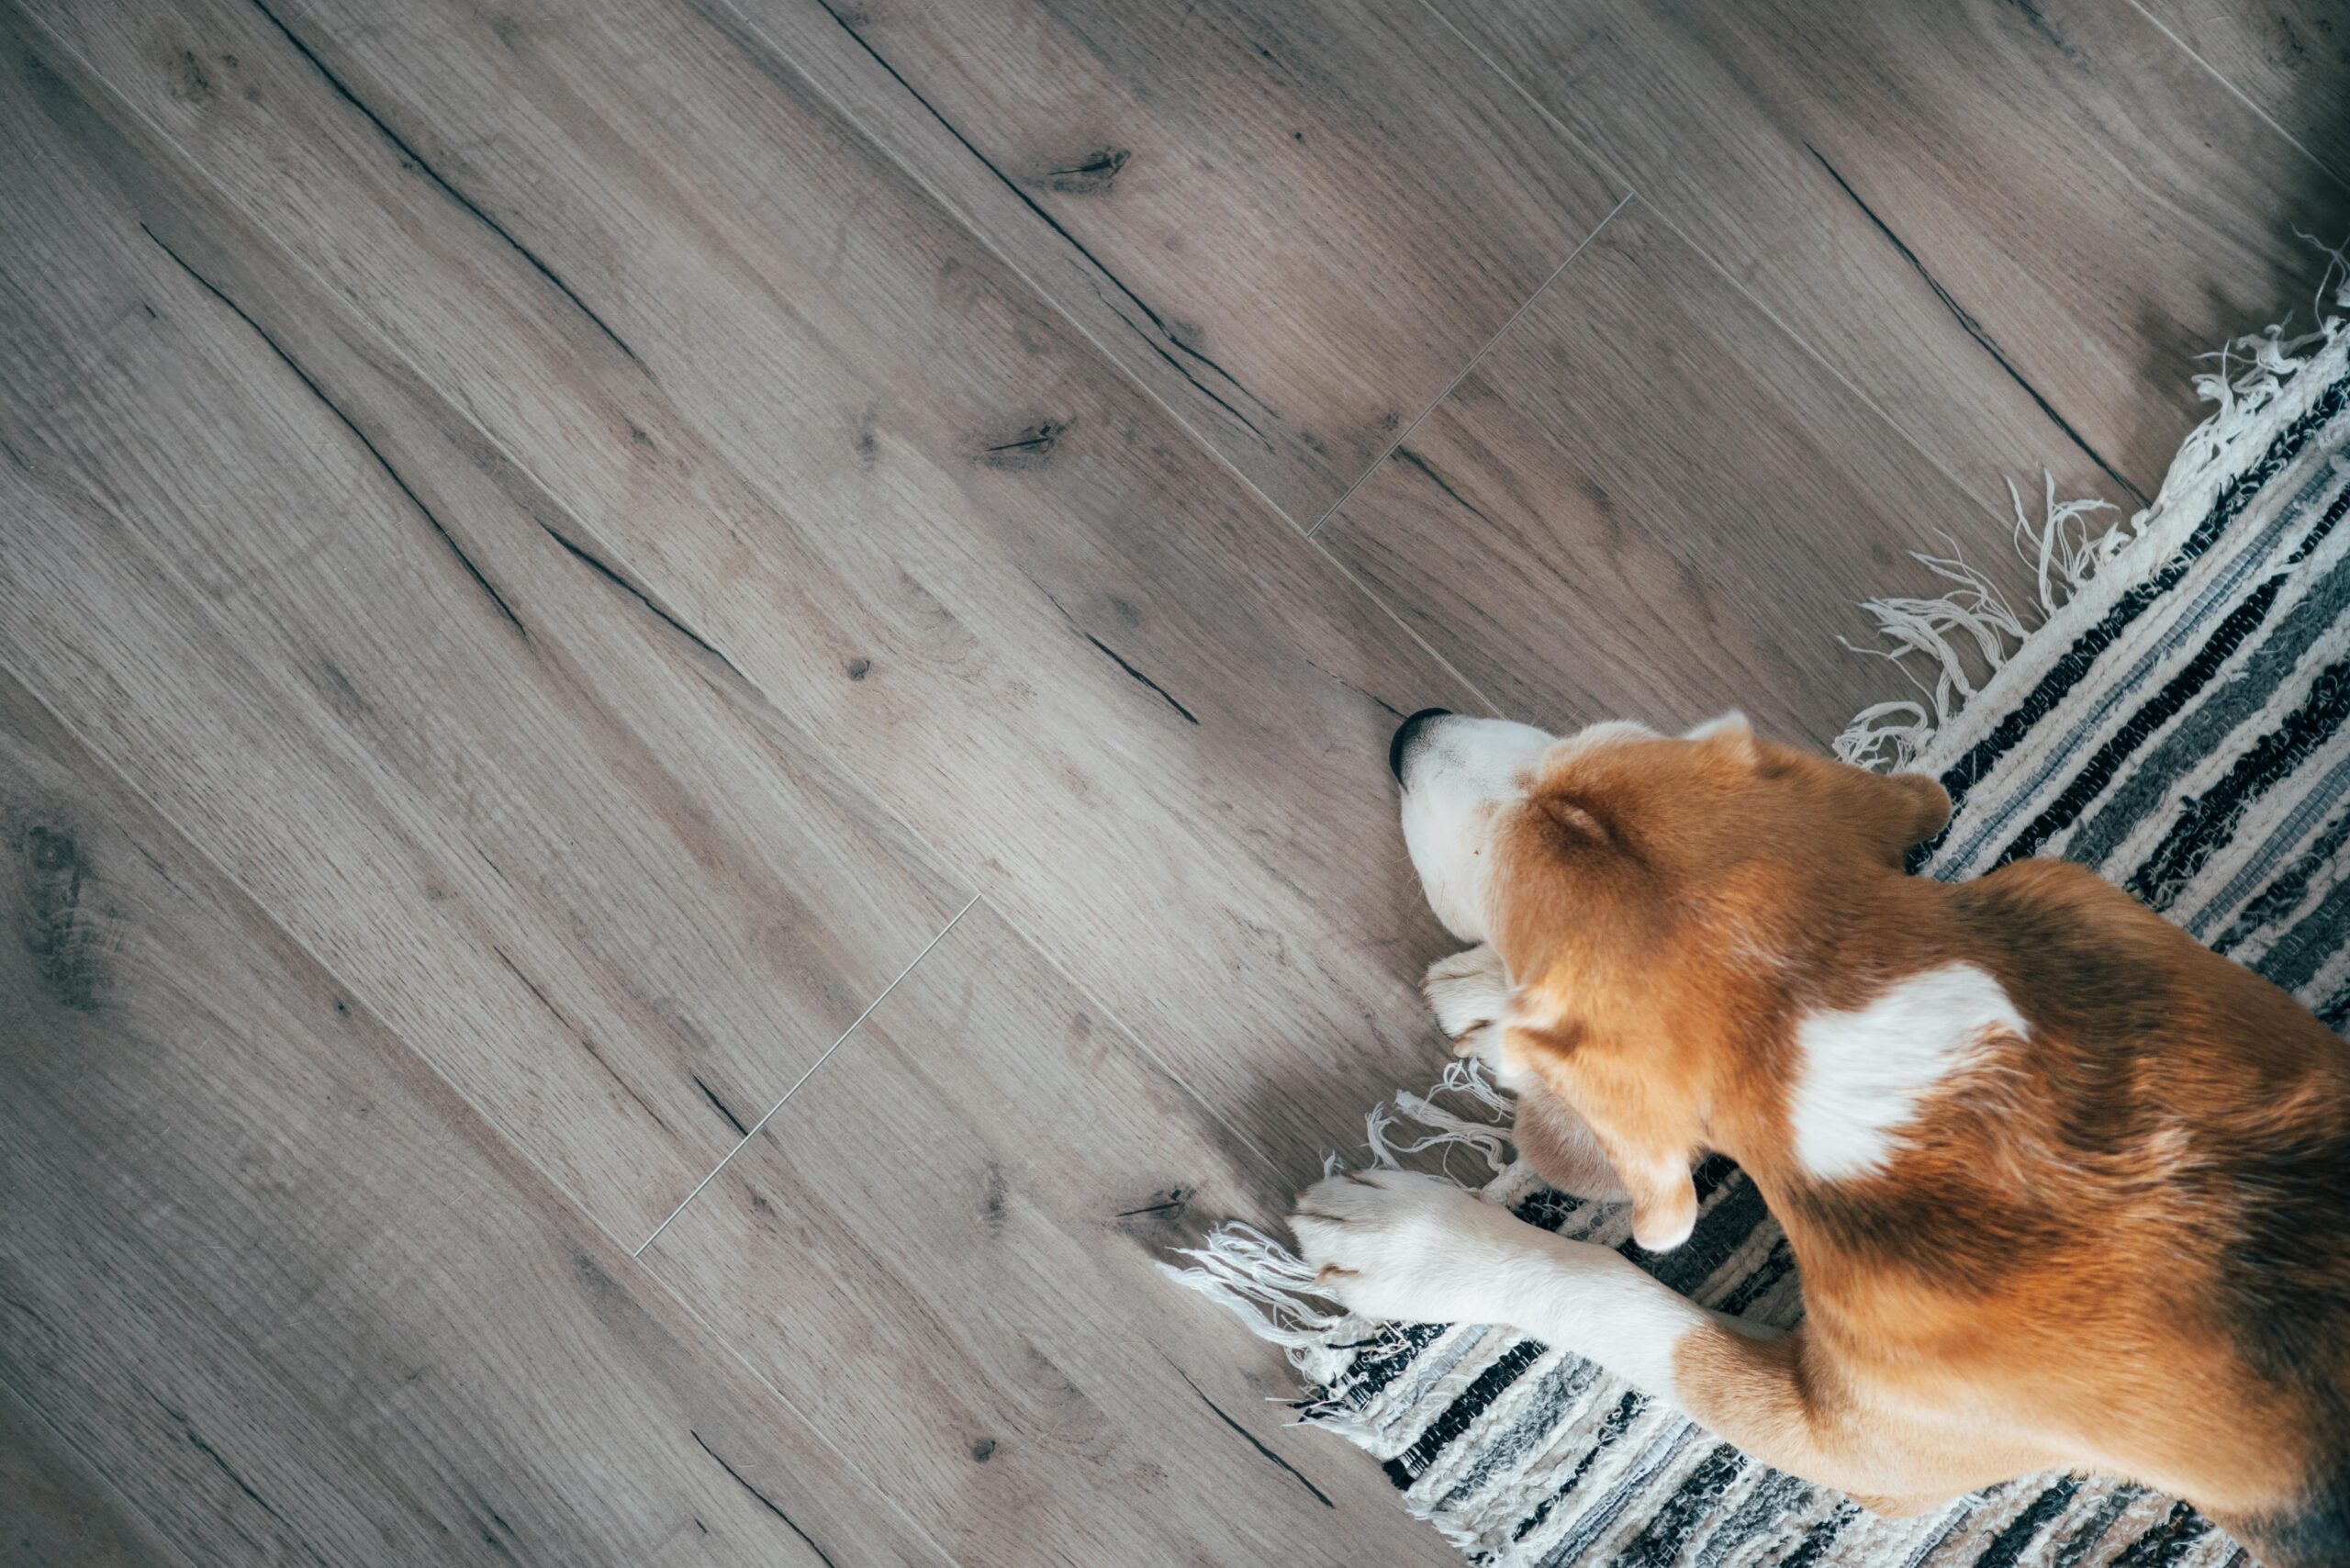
[{"x1": 1290, "y1": 709, "x2": 2350, "y2": 1564}]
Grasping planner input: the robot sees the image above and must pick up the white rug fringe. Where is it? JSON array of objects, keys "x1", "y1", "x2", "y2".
[
  {"x1": 1834, "y1": 268, "x2": 2350, "y2": 773},
  {"x1": 1156, "y1": 1220, "x2": 1347, "y2": 1353},
  {"x1": 1159, "y1": 1058, "x2": 1519, "y2": 1383}
]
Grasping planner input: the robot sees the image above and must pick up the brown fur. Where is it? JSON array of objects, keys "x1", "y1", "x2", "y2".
[{"x1": 1483, "y1": 722, "x2": 2350, "y2": 1562}]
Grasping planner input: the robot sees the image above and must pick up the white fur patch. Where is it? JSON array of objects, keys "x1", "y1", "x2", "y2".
[
  {"x1": 1395, "y1": 718, "x2": 1554, "y2": 943},
  {"x1": 1789, "y1": 963, "x2": 2028, "y2": 1180}
]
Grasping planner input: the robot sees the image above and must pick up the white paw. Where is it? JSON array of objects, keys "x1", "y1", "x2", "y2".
[
  {"x1": 1423, "y1": 946, "x2": 1521, "y2": 1082},
  {"x1": 1289, "y1": 1169, "x2": 1551, "y2": 1326}
]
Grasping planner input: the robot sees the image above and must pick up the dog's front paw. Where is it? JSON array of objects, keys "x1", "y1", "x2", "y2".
[
  {"x1": 1424, "y1": 946, "x2": 1519, "y2": 1081},
  {"x1": 1290, "y1": 1169, "x2": 1545, "y2": 1326}
]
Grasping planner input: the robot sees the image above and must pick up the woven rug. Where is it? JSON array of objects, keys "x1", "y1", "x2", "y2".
[{"x1": 1171, "y1": 287, "x2": 2350, "y2": 1567}]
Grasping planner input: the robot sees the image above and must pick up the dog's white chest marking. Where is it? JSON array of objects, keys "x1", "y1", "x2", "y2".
[{"x1": 1789, "y1": 963, "x2": 2028, "y2": 1180}]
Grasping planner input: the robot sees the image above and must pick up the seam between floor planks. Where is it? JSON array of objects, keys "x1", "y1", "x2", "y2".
[
  {"x1": 709, "y1": 0, "x2": 1615, "y2": 716},
  {"x1": 2120, "y1": 0, "x2": 2350, "y2": 195},
  {"x1": 1409, "y1": 0, "x2": 2032, "y2": 530},
  {"x1": 634, "y1": 892, "x2": 984, "y2": 1256},
  {"x1": 1304, "y1": 190, "x2": 1638, "y2": 542}
]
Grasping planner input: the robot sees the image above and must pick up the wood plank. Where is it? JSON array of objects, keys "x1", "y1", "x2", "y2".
[
  {"x1": 2134, "y1": 0, "x2": 2350, "y2": 189},
  {"x1": 0, "y1": 1379, "x2": 190, "y2": 1568},
  {"x1": 0, "y1": 15, "x2": 969, "y2": 1241},
  {"x1": 643, "y1": 900, "x2": 1460, "y2": 1567},
  {"x1": 17, "y1": 0, "x2": 1483, "y2": 1175},
  {"x1": 0, "y1": 668, "x2": 952, "y2": 1568},
  {"x1": 1428, "y1": 0, "x2": 2350, "y2": 507},
  {"x1": 728, "y1": 0, "x2": 1624, "y2": 523},
  {"x1": 1321, "y1": 199, "x2": 2029, "y2": 745}
]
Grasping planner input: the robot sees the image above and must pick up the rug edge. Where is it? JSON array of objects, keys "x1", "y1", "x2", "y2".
[{"x1": 1835, "y1": 294, "x2": 2350, "y2": 778}]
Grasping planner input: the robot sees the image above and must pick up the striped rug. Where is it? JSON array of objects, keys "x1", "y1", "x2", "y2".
[{"x1": 1172, "y1": 297, "x2": 2349, "y2": 1566}]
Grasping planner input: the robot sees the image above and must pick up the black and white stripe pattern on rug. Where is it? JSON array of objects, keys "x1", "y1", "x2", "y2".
[{"x1": 1169, "y1": 290, "x2": 2350, "y2": 1567}]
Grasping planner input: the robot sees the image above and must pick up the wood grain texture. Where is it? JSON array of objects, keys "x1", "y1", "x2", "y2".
[
  {"x1": 0, "y1": 668, "x2": 951, "y2": 1568},
  {"x1": 0, "y1": 1380, "x2": 189, "y2": 1568},
  {"x1": 0, "y1": 11, "x2": 968, "y2": 1241},
  {"x1": 1428, "y1": 0, "x2": 2350, "y2": 509},
  {"x1": 2134, "y1": 0, "x2": 2350, "y2": 189},
  {"x1": 727, "y1": 0, "x2": 1624, "y2": 523},
  {"x1": 1322, "y1": 199, "x2": 2026, "y2": 745},
  {"x1": 19, "y1": 0, "x2": 1481, "y2": 1176},
  {"x1": 7, "y1": 0, "x2": 2346, "y2": 1561},
  {"x1": 644, "y1": 901, "x2": 1459, "y2": 1567}
]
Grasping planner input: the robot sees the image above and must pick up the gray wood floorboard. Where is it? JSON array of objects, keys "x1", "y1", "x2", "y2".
[
  {"x1": 0, "y1": 668, "x2": 952, "y2": 1567},
  {"x1": 0, "y1": 8, "x2": 970, "y2": 1241},
  {"x1": 1426, "y1": 0, "x2": 2350, "y2": 510},
  {"x1": 0, "y1": 1380, "x2": 193, "y2": 1568}
]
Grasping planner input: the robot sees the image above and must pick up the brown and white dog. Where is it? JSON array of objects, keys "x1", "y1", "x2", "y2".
[{"x1": 1290, "y1": 710, "x2": 2350, "y2": 1563}]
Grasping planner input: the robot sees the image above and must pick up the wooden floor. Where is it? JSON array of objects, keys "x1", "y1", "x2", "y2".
[{"x1": 2, "y1": 0, "x2": 2344, "y2": 1562}]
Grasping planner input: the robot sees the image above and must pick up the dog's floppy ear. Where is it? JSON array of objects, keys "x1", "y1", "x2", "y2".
[
  {"x1": 1530, "y1": 793, "x2": 1609, "y2": 849},
  {"x1": 1506, "y1": 1018, "x2": 1699, "y2": 1252},
  {"x1": 1887, "y1": 771, "x2": 1952, "y2": 842},
  {"x1": 1876, "y1": 770, "x2": 1952, "y2": 852}
]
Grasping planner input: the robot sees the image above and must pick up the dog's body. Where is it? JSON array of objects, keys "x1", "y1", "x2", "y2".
[{"x1": 1292, "y1": 712, "x2": 2350, "y2": 1563}]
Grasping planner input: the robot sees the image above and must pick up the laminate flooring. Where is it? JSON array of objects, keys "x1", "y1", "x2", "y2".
[{"x1": 4, "y1": 0, "x2": 2344, "y2": 1560}]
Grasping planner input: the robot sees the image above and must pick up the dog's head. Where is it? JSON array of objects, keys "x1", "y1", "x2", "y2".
[{"x1": 1390, "y1": 710, "x2": 1949, "y2": 1249}]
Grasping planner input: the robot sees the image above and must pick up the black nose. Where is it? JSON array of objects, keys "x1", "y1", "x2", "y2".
[{"x1": 1389, "y1": 708, "x2": 1453, "y2": 782}]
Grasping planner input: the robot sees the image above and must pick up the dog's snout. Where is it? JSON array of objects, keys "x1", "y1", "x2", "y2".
[{"x1": 1389, "y1": 708, "x2": 1454, "y2": 783}]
